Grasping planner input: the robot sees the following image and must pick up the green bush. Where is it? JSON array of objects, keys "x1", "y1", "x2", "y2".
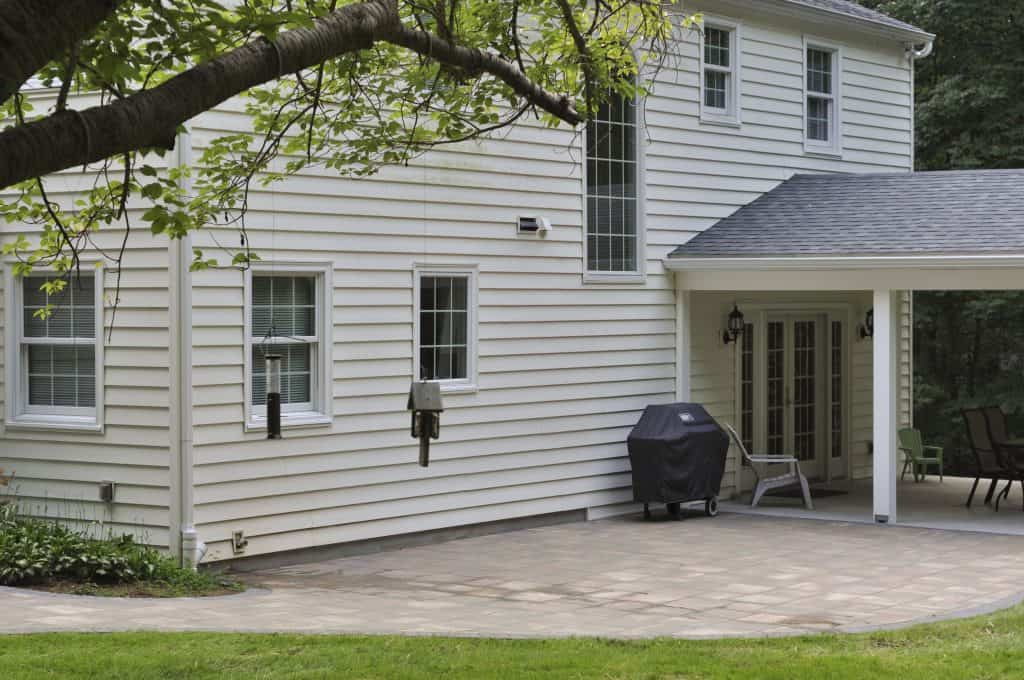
[{"x1": 0, "y1": 504, "x2": 227, "y2": 593}]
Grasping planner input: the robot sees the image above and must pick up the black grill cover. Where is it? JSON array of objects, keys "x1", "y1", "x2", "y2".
[{"x1": 627, "y1": 403, "x2": 729, "y2": 504}]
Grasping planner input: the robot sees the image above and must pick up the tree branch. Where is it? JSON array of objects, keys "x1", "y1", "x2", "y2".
[
  {"x1": 0, "y1": 0, "x2": 580, "y2": 189},
  {"x1": 0, "y1": 0, "x2": 124, "y2": 105}
]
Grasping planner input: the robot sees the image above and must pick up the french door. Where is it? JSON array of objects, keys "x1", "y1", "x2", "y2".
[{"x1": 740, "y1": 311, "x2": 847, "y2": 490}]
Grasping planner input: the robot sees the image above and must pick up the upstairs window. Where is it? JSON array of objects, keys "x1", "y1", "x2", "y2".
[
  {"x1": 5, "y1": 272, "x2": 103, "y2": 430},
  {"x1": 701, "y1": 21, "x2": 741, "y2": 125},
  {"x1": 804, "y1": 41, "x2": 842, "y2": 155},
  {"x1": 585, "y1": 91, "x2": 641, "y2": 277}
]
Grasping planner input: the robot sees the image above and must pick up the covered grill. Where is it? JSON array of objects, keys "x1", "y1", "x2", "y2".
[{"x1": 627, "y1": 403, "x2": 729, "y2": 519}]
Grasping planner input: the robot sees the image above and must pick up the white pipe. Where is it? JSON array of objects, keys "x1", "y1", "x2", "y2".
[
  {"x1": 908, "y1": 40, "x2": 933, "y2": 60},
  {"x1": 172, "y1": 129, "x2": 200, "y2": 568}
]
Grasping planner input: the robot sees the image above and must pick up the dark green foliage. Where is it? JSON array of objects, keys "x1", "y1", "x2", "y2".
[
  {"x1": 0, "y1": 504, "x2": 234, "y2": 595},
  {"x1": 861, "y1": 0, "x2": 1024, "y2": 171},
  {"x1": 858, "y1": 1, "x2": 1024, "y2": 472}
]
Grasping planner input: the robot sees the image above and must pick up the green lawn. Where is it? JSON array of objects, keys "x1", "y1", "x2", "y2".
[{"x1": 2, "y1": 604, "x2": 1024, "y2": 679}]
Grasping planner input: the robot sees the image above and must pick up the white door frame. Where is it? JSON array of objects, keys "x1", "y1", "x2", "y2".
[{"x1": 733, "y1": 302, "x2": 855, "y2": 492}]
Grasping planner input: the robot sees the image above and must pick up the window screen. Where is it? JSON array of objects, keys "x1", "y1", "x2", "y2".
[
  {"x1": 21, "y1": 276, "x2": 96, "y2": 409},
  {"x1": 250, "y1": 275, "x2": 316, "y2": 408}
]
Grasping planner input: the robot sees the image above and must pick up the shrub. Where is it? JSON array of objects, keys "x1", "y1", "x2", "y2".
[{"x1": 0, "y1": 504, "x2": 230, "y2": 594}]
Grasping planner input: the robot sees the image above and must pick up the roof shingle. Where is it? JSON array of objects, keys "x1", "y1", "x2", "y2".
[
  {"x1": 784, "y1": 0, "x2": 929, "y2": 36},
  {"x1": 669, "y1": 170, "x2": 1024, "y2": 259}
]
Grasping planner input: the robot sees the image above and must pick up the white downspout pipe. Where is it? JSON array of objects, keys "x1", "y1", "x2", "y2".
[
  {"x1": 909, "y1": 41, "x2": 934, "y2": 60},
  {"x1": 171, "y1": 129, "x2": 201, "y2": 567}
]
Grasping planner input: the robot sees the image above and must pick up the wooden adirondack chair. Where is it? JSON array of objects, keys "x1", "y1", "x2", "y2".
[
  {"x1": 724, "y1": 423, "x2": 814, "y2": 510},
  {"x1": 898, "y1": 428, "x2": 943, "y2": 483}
]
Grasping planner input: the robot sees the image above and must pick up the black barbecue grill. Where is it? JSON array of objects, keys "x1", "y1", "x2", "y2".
[{"x1": 627, "y1": 403, "x2": 729, "y2": 519}]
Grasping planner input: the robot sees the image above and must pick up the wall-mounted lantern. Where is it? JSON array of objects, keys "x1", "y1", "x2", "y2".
[
  {"x1": 265, "y1": 353, "x2": 282, "y2": 440},
  {"x1": 408, "y1": 381, "x2": 444, "y2": 467},
  {"x1": 722, "y1": 304, "x2": 746, "y2": 345},
  {"x1": 859, "y1": 308, "x2": 874, "y2": 340}
]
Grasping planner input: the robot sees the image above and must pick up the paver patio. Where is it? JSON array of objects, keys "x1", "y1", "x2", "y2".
[{"x1": 4, "y1": 513, "x2": 1024, "y2": 639}]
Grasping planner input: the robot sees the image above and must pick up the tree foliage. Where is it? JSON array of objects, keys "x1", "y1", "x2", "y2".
[
  {"x1": 0, "y1": 0, "x2": 696, "y2": 281},
  {"x1": 861, "y1": 0, "x2": 1024, "y2": 472}
]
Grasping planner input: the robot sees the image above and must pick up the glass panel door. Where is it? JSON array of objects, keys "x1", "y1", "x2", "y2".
[
  {"x1": 766, "y1": 320, "x2": 786, "y2": 457},
  {"x1": 792, "y1": 319, "x2": 817, "y2": 463}
]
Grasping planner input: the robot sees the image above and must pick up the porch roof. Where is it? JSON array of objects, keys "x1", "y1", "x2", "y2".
[{"x1": 668, "y1": 169, "x2": 1024, "y2": 261}]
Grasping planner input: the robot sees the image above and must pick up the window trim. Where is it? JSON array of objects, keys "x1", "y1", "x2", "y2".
[
  {"x1": 802, "y1": 36, "x2": 843, "y2": 157},
  {"x1": 699, "y1": 17, "x2": 743, "y2": 127},
  {"x1": 3, "y1": 263, "x2": 105, "y2": 433},
  {"x1": 412, "y1": 263, "x2": 479, "y2": 394},
  {"x1": 581, "y1": 91, "x2": 647, "y2": 284},
  {"x1": 243, "y1": 262, "x2": 333, "y2": 432}
]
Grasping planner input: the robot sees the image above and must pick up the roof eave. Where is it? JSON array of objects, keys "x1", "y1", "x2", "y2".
[
  {"x1": 664, "y1": 254, "x2": 1024, "y2": 272},
  {"x1": 730, "y1": 0, "x2": 935, "y2": 44}
]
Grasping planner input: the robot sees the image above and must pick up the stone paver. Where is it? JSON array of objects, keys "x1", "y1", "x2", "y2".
[{"x1": 3, "y1": 514, "x2": 1024, "y2": 638}]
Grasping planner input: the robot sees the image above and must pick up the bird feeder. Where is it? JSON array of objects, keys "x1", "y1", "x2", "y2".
[
  {"x1": 265, "y1": 352, "x2": 282, "y2": 440},
  {"x1": 408, "y1": 381, "x2": 443, "y2": 467}
]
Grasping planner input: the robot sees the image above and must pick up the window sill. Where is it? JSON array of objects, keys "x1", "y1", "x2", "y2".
[
  {"x1": 246, "y1": 413, "x2": 332, "y2": 433},
  {"x1": 438, "y1": 382, "x2": 478, "y2": 395},
  {"x1": 584, "y1": 271, "x2": 646, "y2": 285},
  {"x1": 699, "y1": 114, "x2": 741, "y2": 129},
  {"x1": 4, "y1": 415, "x2": 103, "y2": 433},
  {"x1": 804, "y1": 144, "x2": 843, "y2": 159}
]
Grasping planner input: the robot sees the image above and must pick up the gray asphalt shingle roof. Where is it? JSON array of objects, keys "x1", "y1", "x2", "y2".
[
  {"x1": 669, "y1": 170, "x2": 1024, "y2": 259},
  {"x1": 784, "y1": 0, "x2": 929, "y2": 36}
]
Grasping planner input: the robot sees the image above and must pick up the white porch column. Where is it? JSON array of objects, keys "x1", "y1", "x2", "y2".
[
  {"x1": 873, "y1": 289, "x2": 901, "y2": 523},
  {"x1": 676, "y1": 289, "x2": 692, "y2": 402}
]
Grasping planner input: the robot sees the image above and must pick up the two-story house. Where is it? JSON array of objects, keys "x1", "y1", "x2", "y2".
[{"x1": 3, "y1": 0, "x2": 970, "y2": 565}]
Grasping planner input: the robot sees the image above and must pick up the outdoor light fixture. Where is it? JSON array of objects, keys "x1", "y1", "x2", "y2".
[
  {"x1": 265, "y1": 352, "x2": 282, "y2": 440},
  {"x1": 722, "y1": 304, "x2": 746, "y2": 345},
  {"x1": 859, "y1": 308, "x2": 875, "y2": 340}
]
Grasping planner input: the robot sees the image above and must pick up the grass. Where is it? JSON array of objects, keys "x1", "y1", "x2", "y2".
[{"x1": 2, "y1": 603, "x2": 1024, "y2": 679}]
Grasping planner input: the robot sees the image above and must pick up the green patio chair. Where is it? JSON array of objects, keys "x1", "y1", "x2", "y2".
[{"x1": 898, "y1": 428, "x2": 944, "y2": 483}]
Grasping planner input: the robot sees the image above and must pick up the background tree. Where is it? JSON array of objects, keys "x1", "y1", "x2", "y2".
[
  {"x1": 862, "y1": 0, "x2": 1024, "y2": 472},
  {"x1": 0, "y1": 0, "x2": 694, "y2": 281}
]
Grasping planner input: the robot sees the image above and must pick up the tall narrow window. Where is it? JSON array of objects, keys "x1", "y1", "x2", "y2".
[
  {"x1": 6, "y1": 272, "x2": 102, "y2": 429},
  {"x1": 831, "y1": 321, "x2": 843, "y2": 460},
  {"x1": 805, "y1": 42, "x2": 841, "y2": 154},
  {"x1": 586, "y1": 91, "x2": 639, "y2": 275},
  {"x1": 701, "y1": 21, "x2": 741, "y2": 125},
  {"x1": 415, "y1": 267, "x2": 477, "y2": 391},
  {"x1": 246, "y1": 267, "x2": 331, "y2": 429},
  {"x1": 740, "y1": 322, "x2": 754, "y2": 458}
]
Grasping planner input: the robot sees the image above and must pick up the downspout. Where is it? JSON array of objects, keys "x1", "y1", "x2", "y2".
[
  {"x1": 170, "y1": 128, "x2": 201, "y2": 567},
  {"x1": 903, "y1": 40, "x2": 931, "y2": 429}
]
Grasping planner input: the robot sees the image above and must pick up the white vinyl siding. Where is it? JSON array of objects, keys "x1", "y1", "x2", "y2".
[
  {"x1": 700, "y1": 19, "x2": 742, "y2": 126},
  {"x1": 244, "y1": 265, "x2": 332, "y2": 430},
  {"x1": 1, "y1": 87, "x2": 174, "y2": 551},
  {"x1": 585, "y1": 92, "x2": 642, "y2": 279},
  {"x1": 804, "y1": 39, "x2": 843, "y2": 155}
]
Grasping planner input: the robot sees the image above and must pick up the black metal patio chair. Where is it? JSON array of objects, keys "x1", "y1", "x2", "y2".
[
  {"x1": 982, "y1": 406, "x2": 1024, "y2": 511},
  {"x1": 961, "y1": 408, "x2": 1013, "y2": 509}
]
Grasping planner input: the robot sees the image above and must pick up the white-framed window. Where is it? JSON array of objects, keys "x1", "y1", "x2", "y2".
[
  {"x1": 803, "y1": 38, "x2": 842, "y2": 155},
  {"x1": 3, "y1": 268, "x2": 104, "y2": 431},
  {"x1": 584, "y1": 90, "x2": 644, "y2": 281},
  {"x1": 243, "y1": 263, "x2": 333, "y2": 430},
  {"x1": 413, "y1": 265, "x2": 478, "y2": 393},
  {"x1": 700, "y1": 18, "x2": 742, "y2": 126}
]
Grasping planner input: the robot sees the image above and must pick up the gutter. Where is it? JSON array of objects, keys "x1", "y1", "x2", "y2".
[
  {"x1": 664, "y1": 254, "x2": 1024, "y2": 272},
  {"x1": 169, "y1": 129, "x2": 202, "y2": 568}
]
